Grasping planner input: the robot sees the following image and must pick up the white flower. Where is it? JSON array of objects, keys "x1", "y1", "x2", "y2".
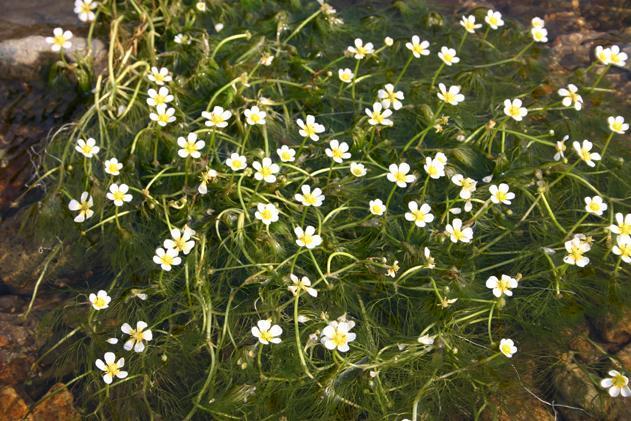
[
  {"x1": 424, "y1": 157, "x2": 445, "y2": 179},
  {"x1": 451, "y1": 174, "x2": 477, "y2": 199},
  {"x1": 531, "y1": 17, "x2": 545, "y2": 28},
  {"x1": 600, "y1": 370, "x2": 631, "y2": 397},
  {"x1": 153, "y1": 247, "x2": 182, "y2": 271},
  {"x1": 148, "y1": 67, "x2": 172, "y2": 85},
  {"x1": 95, "y1": 352, "x2": 127, "y2": 384},
  {"x1": 378, "y1": 84, "x2": 404, "y2": 110},
  {"x1": 252, "y1": 158, "x2": 280, "y2": 183},
  {"x1": 321, "y1": 320, "x2": 356, "y2": 352},
  {"x1": 338, "y1": 68, "x2": 354, "y2": 83},
  {"x1": 531, "y1": 27, "x2": 548, "y2": 43},
  {"x1": 405, "y1": 202, "x2": 434, "y2": 227},
  {"x1": 89, "y1": 290, "x2": 111, "y2": 310},
  {"x1": 584, "y1": 195, "x2": 607, "y2": 216},
  {"x1": 252, "y1": 320, "x2": 282, "y2": 345},
  {"x1": 486, "y1": 275, "x2": 518, "y2": 298},
  {"x1": 609, "y1": 213, "x2": 631, "y2": 236},
  {"x1": 76, "y1": 138, "x2": 100, "y2": 158},
  {"x1": 295, "y1": 185, "x2": 324, "y2": 207},
  {"x1": 196, "y1": 1, "x2": 207, "y2": 12},
  {"x1": 260, "y1": 53, "x2": 274, "y2": 66},
  {"x1": 350, "y1": 162, "x2": 367, "y2": 177},
  {"x1": 325, "y1": 139, "x2": 351, "y2": 163},
  {"x1": 573, "y1": 140, "x2": 601, "y2": 167},
  {"x1": 365, "y1": 102, "x2": 393, "y2": 126},
  {"x1": 387, "y1": 163, "x2": 415, "y2": 188},
  {"x1": 68, "y1": 192, "x2": 94, "y2": 223},
  {"x1": 424, "y1": 247, "x2": 436, "y2": 269},
  {"x1": 103, "y1": 157, "x2": 123, "y2": 176},
  {"x1": 386, "y1": 260, "x2": 399, "y2": 278},
  {"x1": 225, "y1": 152, "x2": 247, "y2": 171},
  {"x1": 438, "y1": 46, "x2": 459, "y2": 66},
  {"x1": 214, "y1": 23, "x2": 224, "y2": 32},
  {"x1": 146, "y1": 87, "x2": 173, "y2": 107},
  {"x1": 558, "y1": 84, "x2": 583, "y2": 111},
  {"x1": 609, "y1": 45, "x2": 628, "y2": 67},
  {"x1": 244, "y1": 106, "x2": 266, "y2": 125},
  {"x1": 499, "y1": 338, "x2": 517, "y2": 358},
  {"x1": 608, "y1": 116, "x2": 628, "y2": 134},
  {"x1": 294, "y1": 226, "x2": 322, "y2": 249},
  {"x1": 369, "y1": 199, "x2": 386, "y2": 216},
  {"x1": 554, "y1": 135, "x2": 568, "y2": 161},
  {"x1": 297, "y1": 115, "x2": 325, "y2": 141},
  {"x1": 405, "y1": 35, "x2": 430, "y2": 58},
  {"x1": 437, "y1": 83, "x2": 465, "y2": 105},
  {"x1": 445, "y1": 218, "x2": 473, "y2": 243},
  {"x1": 106, "y1": 338, "x2": 119, "y2": 344},
  {"x1": 503, "y1": 98, "x2": 528, "y2": 121},
  {"x1": 74, "y1": 0, "x2": 97, "y2": 23},
  {"x1": 163, "y1": 228, "x2": 195, "y2": 255},
  {"x1": 255, "y1": 203, "x2": 280, "y2": 225},
  {"x1": 489, "y1": 183, "x2": 515, "y2": 205},
  {"x1": 276, "y1": 145, "x2": 296, "y2": 162},
  {"x1": 149, "y1": 104, "x2": 176, "y2": 126},
  {"x1": 106, "y1": 183, "x2": 132, "y2": 207},
  {"x1": 177, "y1": 133, "x2": 205, "y2": 159},
  {"x1": 418, "y1": 334, "x2": 435, "y2": 345},
  {"x1": 121, "y1": 321, "x2": 153, "y2": 353},
  {"x1": 485, "y1": 10, "x2": 504, "y2": 30},
  {"x1": 563, "y1": 235, "x2": 591, "y2": 267},
  {"x1": 202, "y1": 106, "x2": 232, "y2": 128},
  {"x1": 288, "y1": 274, "x2": 317, "y2": 297},
  {"x1": 612, "y1": 235, "x2": 631, "y2": 263},
  {"x1": 45, "y1": 27, "x2": 72, "y2": 52},
  {"x1": 174, "y1": 33, "x2": 191, "y2": 45},
  {"x1": 595, "y1": 45, "x2": 610, "y2": 64},
  {"x1": 384, "y1": 36, "x2": 394, "y2": 47},
  {"x1": 198, "y1": 168, "x2": 218, "y2": 195},
  {"x1": 347, "y1": 38, "x2": 374, "y2": 59},
  {"x1": 460, "y1": 15, "x2": 481, "y2": 33}
]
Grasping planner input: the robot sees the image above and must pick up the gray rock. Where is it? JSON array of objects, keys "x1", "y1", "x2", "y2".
[{"x1": 0, "y1": 35, "x2": 106, "y2": 80}]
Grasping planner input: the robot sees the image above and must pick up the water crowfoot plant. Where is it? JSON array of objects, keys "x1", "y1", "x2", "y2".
[{"x1": 30, "y1": 0, "x2": 631, "y2": 419}]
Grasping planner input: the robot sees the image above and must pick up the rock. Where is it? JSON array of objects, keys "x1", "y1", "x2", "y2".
[
  {"x1": 0, "y1": 36, "x2": 106, "y2": 81},
  {"x1": 0, "y1": 385, "x2": 30, "y2": 420},
  {"x1": 590, "y1": 309, "x2": 631, "y2": 347},
  {"x1": 0, "y1": 311, "x2": 39, "y2": 386},
  {"x1": 31, "y1": 383, "x2": 81, "y2": 421},
  {"x1": 615, "y1": 344, "x2": 631, "y2": 371},
  {"x1": 552, "y1": 354, "x2": 606, "y2": 420}
]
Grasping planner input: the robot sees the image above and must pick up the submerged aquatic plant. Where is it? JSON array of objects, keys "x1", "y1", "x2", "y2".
[{"x1": 29, "y1": 0, "x2": 630, "y2": 419}]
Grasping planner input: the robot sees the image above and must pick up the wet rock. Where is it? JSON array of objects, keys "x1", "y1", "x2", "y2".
[
  {"x1": 615, "y1": 343, "x2": 631, "y2": 371},
  {"x1": 590, "y1": 309, "x2": 631, "y2": 347},
  {"x1": 31, "y1": 383, "x2": 81, "y2": 421},
  {"x1": 0, "y1": 311, "x2": 40, "y2": 386},
  {"x1": 0, "y1": 36, "x2": 106, "y2": 81},
  {"x1": 0, "y1": 385, "x2": 30, "y2": 421},
  {"x1": 552, "y1": 354, "x2": 605, "y2": 420}
]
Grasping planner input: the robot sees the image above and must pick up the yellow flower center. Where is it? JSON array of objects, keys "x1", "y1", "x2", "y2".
[
  {"x1": 588, "y1": 202, "x2": 601, "y2": 212},
  {"x1": 340, "y1": 73, "x2": 352, "y2": 82},
  {"x1": 371, "y1": 205, "x2": 383, "y2": 214},
  {"x1": 611, "y1": 121, "x2": 623, "y2": 132},
  {"x1": 395, "y1": 171, "x2": 407, "y2": 183},
  {"x1": 330, "y1": 330, "x2": 348, "y2": 347},
  {"x1": 304, "y1": 124, "x2": 316, "y2": 137},
  {"x1": 53, "y1": 34, "x2": 67, "y2": 47},
  {"x1": 509, "y1": 105, "x2": 522, "y2": 118},
  {"x1": 464, "y1": 22, "x2": 475, "y2": 31},
  {"x1": 611, "y1": 52, "x2": 623, "y2": 65},
  {"x1": 153, "y1": 73, "x2": 165, "y2": 83},
  {"x1": 154, "y1": 94, "x2": 166, "y2": 105},
  {"x1": 453, "y1": 228, "x2": 464, "y2": 241},
  {"x1": 174, "y1": 237, "x2": 187, "y2": 252},
  {"x1": 443, "y1": 92, "x2": 456, "y2": 104},
  {"x1": 500, "y1": 343, "x2": 512, "y2": 355},
  {"x1": 568, "y1": 91, "x2": 579, "y2": 103},
  {"x1": 371, "y1": 111, "x2": 384, "y2": 124},
  {"x1": 612, "y1": 374, "x2": 627, "y2": 388},
  {"x1": 442, "y1": 52, "x2": 453, "y2": 63},
  {"x1": 106, "y1": 363, "x2": 120, "y2": 378},
  {"x1": 112, "y1": 191, "x2": 125, "y2": 202},
  {"x1": 259, "y1": 330, "x2": 273, "y2": 342},
  {"x1": 427, "y1": 165, "x2": 439, "y2": 177},
  {"x1": 579, "y1": 149, "x2": 591, "y2": 162},
  {"x1": 498, "y1": 278, "x2": 511, "y2": 293},
  {"x1": 160, "y1": 254, "x2": 174, "y2": 266},
  {"x1": 619, "y1": 244, "x2": 631, "y2": 258},
  {"x1": 82, "y1": 145, "x2": 93, "y2": 155},
  {"x1": 461, "y1": 179, "x2": 474, "y2": 189},
  {"x1": 107, "y1": 163, "x2": 118, "y2": 173},
  {"x1": 132, "y1": 329, "x2": 145, "y2": 342},
  {"x1": 569, "y1": 246, "x2": 583, "y2": 262},
  {"x1": 260, "y1": 166, "x2": 273, "y2": 177},
  {"x1": 280, "y1": 151, "x2": 292, "y2": 161},
  {"x1": 211, "y1": 114, "x2": 224, "y2": 124},
  {"x1": 184, "y1": 143, "x2": 198, "y2": 154},
  {"x1": 250, "y1": 113, "x2": 261, "y2": 123},
  {"x1": 80, "y1": 201, "x2": 91, "y2": 213},
  {"x1": 356, "y1": 46, "x2": 368, "y2": 56},
  {"x1": 619, "y1": 223, "x2": 631, "y2": 236},
  {"x1": 93, "y1": 296, "x2": 106, "y2": 308},
  {"x1": 260, "y1": 209, "x2": 272, "y2": 221},
  {"x1": 300, "y1": 233, "x2": 313, "y2": 246},
  {"x1": 303, "y1": 193, "x2": 317, "y2": 205},
  {"x1": 495, "y1": 191, "x2": 507, "y2": 202},
  {"x1": 488, "y1": 17, "x2": 498, "y2": 25},
  {"x1": 158, "y1": 113, "x2": 170, "y2": 123},
  {"x1": 80, "y1": 3, "x2": 92, "y2": 13},
  {"x1": 412, "y1": 210, "x2": 426, "y2": 222},
  {"x1": 332, "y1": 148, "x2": 344, "y2": 159}
]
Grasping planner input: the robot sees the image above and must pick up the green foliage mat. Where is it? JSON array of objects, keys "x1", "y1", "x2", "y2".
[{"x1": 30, "y1": 0, "x2": 630, "y2": 419}]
